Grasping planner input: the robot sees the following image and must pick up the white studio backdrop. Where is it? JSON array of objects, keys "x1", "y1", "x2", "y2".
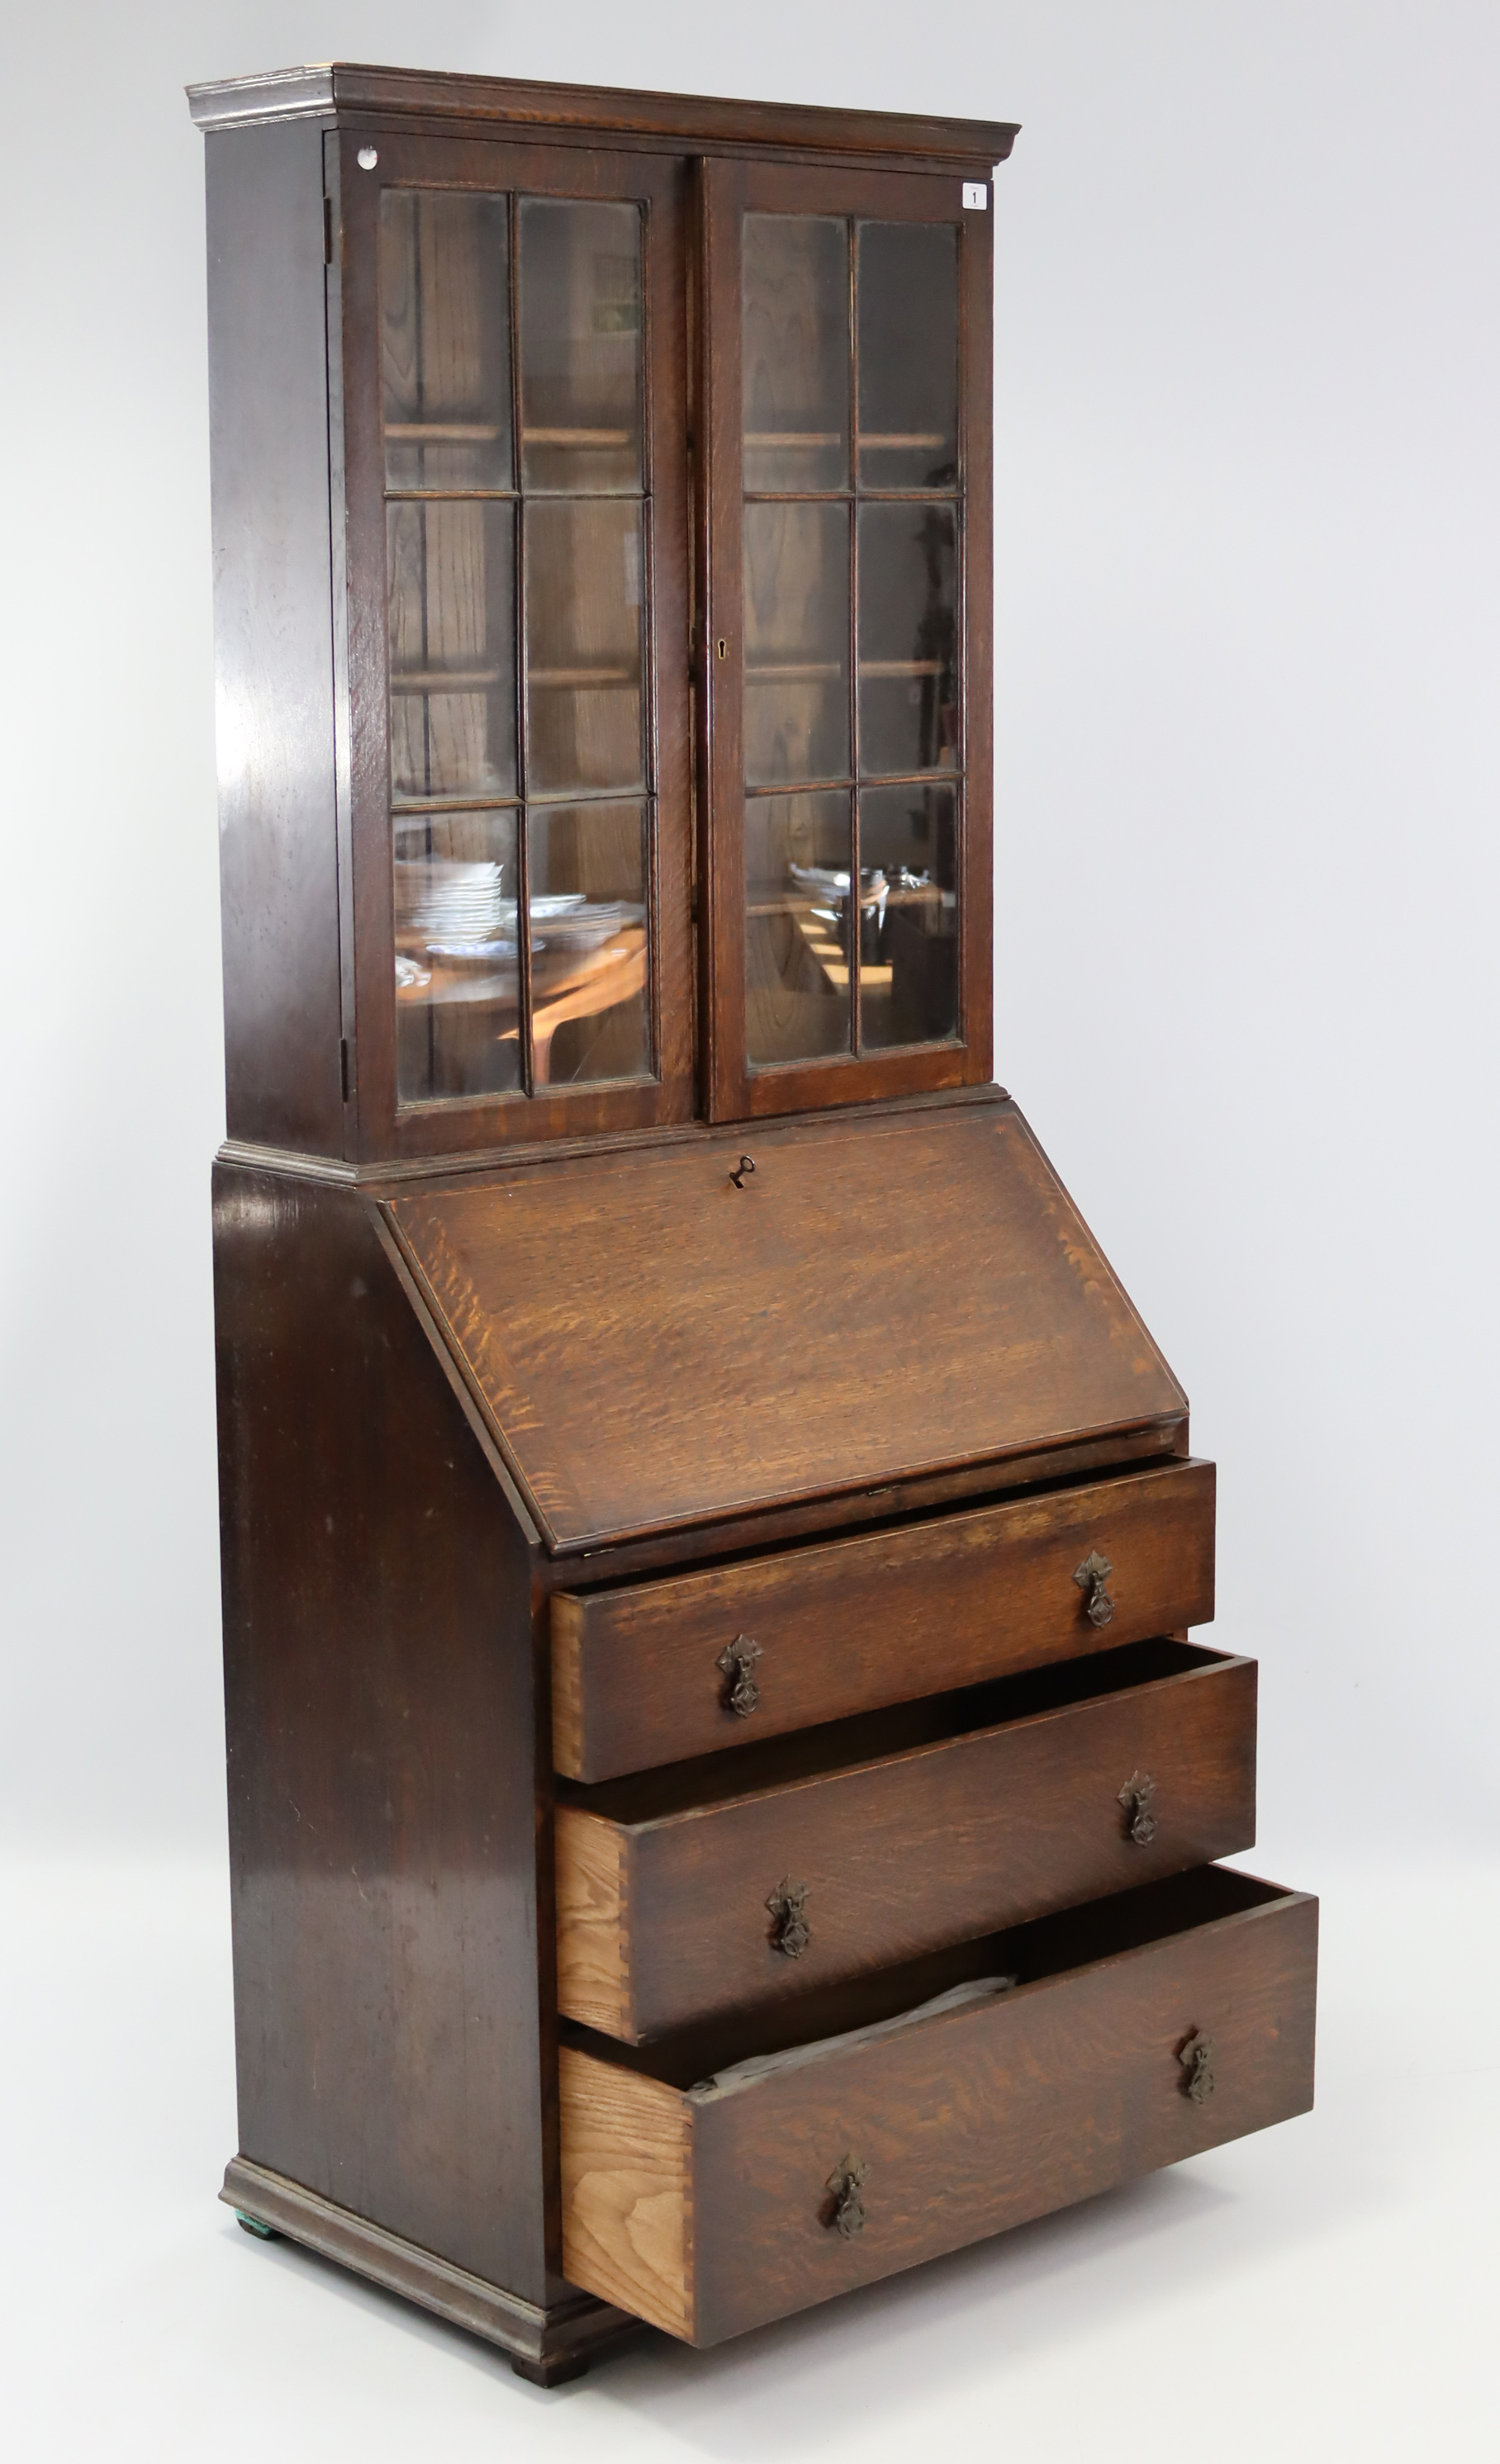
[{"x1": 1, "y1": 0, "x2": 1496, "y2": 1875}]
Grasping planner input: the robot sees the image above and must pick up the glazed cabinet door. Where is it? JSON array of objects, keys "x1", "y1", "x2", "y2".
[
  {"x1": 695, "y1": 157, "x2": 994, "y2": 1121},
  {"x1": 333, "y1": 131, "x2": 694, "y2": 1159}
]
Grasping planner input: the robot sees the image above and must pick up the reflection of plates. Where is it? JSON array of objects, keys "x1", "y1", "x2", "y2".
[
  {"x1": 395, "y1": 857, "x2": 513, "y2": 943},
  {"x1": 542, "y1": 900, "x2": 647, "y2": 950},
  {"x1": 790, "y1": 864, "x2": 888, "y2": 907},
  {"x1": 424, "y1": 938, "x2": 535, "y2": 962}
]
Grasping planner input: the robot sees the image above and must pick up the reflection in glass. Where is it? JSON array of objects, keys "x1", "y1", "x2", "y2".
[
  {"x1": 745, "y1": 790, "x2": 853, "y2": 1065},
  {"x1": 528, "y1": 801, "x2": 650, "y2": 1085},
  {"x1": 394, "y1": 808, "x2": 523, "y2": 1099},
  {"x1": 525, "y1": 499, "x2": 645, "y2": 798},
  {"x1": 857, "y1": 501, "x2": 958, "y2": 778},
  {"x1": 519, "y1": 200, "x2": 643, "y2": 495},
  {"x1": 743, "y1": 502, "x2": 850, "y2": 787},
  {"x1": 743, "y1": 216, "x2": 850, "y2": 494},
  {"x1": 857, "y1": 222, "x2": 959, "y2": 491},
  {"x1": 857, "y1": 784, "x2": 959, "y2": 1050},
  {"x1": 387, "y1": 501, "x2": 517, "y2": 801},
  {"x1": 381, "y1": 192, "x2": 513, "y2": 492}
]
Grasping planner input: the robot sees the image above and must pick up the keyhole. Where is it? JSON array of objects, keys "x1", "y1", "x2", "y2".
[{"x1": 715, "y1": 637, "x2": 728, "y2": 661}]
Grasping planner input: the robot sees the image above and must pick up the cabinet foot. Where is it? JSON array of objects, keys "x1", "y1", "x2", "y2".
[
  {"x1": 221, "y1": 2155, "x2": 638, "y2": 2378},
  {"x1": 510, "y1": 2352, "x2": 591, "y2": 2389}
]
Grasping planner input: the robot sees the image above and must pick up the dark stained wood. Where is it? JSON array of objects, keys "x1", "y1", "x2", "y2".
[
  {"x1": 553, "y1": 1456, "x2": 1216, "y2": 1781},
  {"x1": 699, "y1": 156, "x2": 994, "y2": 1124},
  {"x1": 335, "y1": 130, "x2": 696, "y2": 1164},
  {"x1": 214, "y1": 1161, "x2": 556, "y2": 2299},
  {"x1": 188, "y1": 63, "x2": 1020, "y2": 178},
  {"x1": 204, "y1": 121, "x2": 346, "y2": 1157},
  {"x1": 560, "y1": 1869, "x2": 1317, "y2": 2343},
  {"x1": 195, "y1": 73, "x2": 1313, "y2": 2380},
  {"x1": 382, "y1": 1098, "x2": 1189, "y2": 1553},
  {"x1": 221, "y1": 2155, "x2": 639, "y2": 2381},
  {"x1": 555, "y1": 1642, "x2": 1256, "y2": 2040}
]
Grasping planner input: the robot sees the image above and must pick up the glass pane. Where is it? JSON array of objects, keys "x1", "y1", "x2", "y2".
[
  {"x1": 743, "y1": 216, "x2": 849, "y2": 493},
  {"x1": 745, "y1": 790, "x2": 853, "y2": 1065},
  {"x1": 394, "y1": 810, "x2": 523, "y2": 1099},
  {"x1": 528, "y1": 801, "x2": 650, "y2": 1086},
  {"x1": 858, "y1": 784, "x2": 959, "y2": 1049},
  {"x1": 857, "y1": 222, "x2": 960, "y2": 491},
  {"x1": 381, "y1": 192, "x2": 513, "y2": 491},
  {"x1": 525, "y1": 500, "x2": 645, "y2": 798},
  {"x1": 857, "y1": 501, "x2": 959, "y2": 778},
  {"x1": 387, "y1": 501, "x2": 516, "y2": 802},
  {"x1": 743, "y1": 501, "x2": 850, "y2": 787},
  {"x1": 518, "y1": 200, "x2": 643, "y2": 494}
]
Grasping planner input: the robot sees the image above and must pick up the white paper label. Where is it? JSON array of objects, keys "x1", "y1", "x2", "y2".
[{"x1": 962, "y1": 182, "x2": 988, "y2": 210}]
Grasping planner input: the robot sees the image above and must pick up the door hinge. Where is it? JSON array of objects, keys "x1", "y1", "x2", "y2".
[
  {"x1": 324, "y1": 195, "x2": 335, "y2": 266},
  {"x1": 339, "y1": 1037, "x2": 352, "y2": 1102}
]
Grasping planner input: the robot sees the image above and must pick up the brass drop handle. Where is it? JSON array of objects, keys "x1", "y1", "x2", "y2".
[
  {"x1": 824, "y1": 2155, "x2": 868, "y2": 2238},
  {"x1": 1118, "y1": 1769, "x2": 1158, "y2": 1846},
  {"x1": 716, "y1": 1633, "x2": 762, "y2": 1717},
  {"x1": 1074, "y1": 1548, "x2": 1115, "y2": 1628},
  {"x1": 767, "y1": 1876, "x2": 810, "y2": 1959},
  {"x1": 1178, "y1": 2030, "x2": 1215, "y2": 2103}
]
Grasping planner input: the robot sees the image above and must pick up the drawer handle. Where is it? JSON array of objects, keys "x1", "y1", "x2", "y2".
[
  {"x1": 767, "y1": 1876, "x2": 811, "y2": 1959},
  {"x1": 716, "y1": 1633, "x2": 762, "y2": 1717},
  {"x1": 1074, "y1": 1549, "x2": 1116, "y2": 1628},
  {"x1": 1178, "y1": 2029, "x2": 1216, "y2": 2103},
  {"x1": 1118, "y1": 1769, "x2": 1158, "y2": 1846},
  {"x1": 824, "y1": 2155, "x2": 868, "y2": 2238}
]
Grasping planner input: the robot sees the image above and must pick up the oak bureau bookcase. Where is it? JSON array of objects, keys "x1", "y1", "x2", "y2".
[{"x1": 190, "y1": 61, "x2": 1317, "y2": 2385}]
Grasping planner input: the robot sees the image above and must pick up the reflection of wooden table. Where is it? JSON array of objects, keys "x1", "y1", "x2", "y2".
[
  {"x1": 519, "y1": 930, "x2": 647, "y2": 1076},
  {"x1": 747, "y1": 882, "x2": 947, "y2": 996},
  {"x1": 396, "y1": 928, "x2": 646, "y2": 1074}
]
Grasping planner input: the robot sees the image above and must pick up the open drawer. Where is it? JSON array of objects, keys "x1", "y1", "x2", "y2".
[
  {"x1": 556, "y1": 1639, "x2": 1256, "y2": 2040},
  {"x1": 560, "y1": 1866, "x2": 1317, "y2": 2345},
  {"x1": 553, "y1": 1457, "x2": 1217, "y2": 1784}
]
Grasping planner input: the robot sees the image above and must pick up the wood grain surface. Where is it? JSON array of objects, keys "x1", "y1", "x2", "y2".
[
  {"x1": 205, "y1": 121, "x2": 346, "y2": 1156},
  {"x1": 215, "y1": 1164, "x2": 557, "y2": 2300},
  {"x1": 187, "y1": 63, "x2": 1019, "y2": 176},
  {"x1": 558, "y1": 1869, "x2": 1317, "y2": 2343},
  {"x1": 553, "y1": 1457, "x2": 1215, "y2": 1780},
  {"x1": 555, "y1": 1642, "x2": 1256, "y2": 2040},
  {"x1": 385, "y1": 1098, "x2": 1188, "y2": 1552},
  {"x1": 558, "y1": 2053, "x2": 691, "y2": 2337}
]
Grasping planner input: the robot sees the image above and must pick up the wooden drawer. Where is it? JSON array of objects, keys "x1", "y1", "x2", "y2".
[
  {"x1": 560, "y1": 1866, "x2": 1317, "y2": 2345},
  {"x1": 553, "y1": 1457, "x2": 1214, "y2": 1783},
  {"x1": 555, "y1": 1638, "x2": 1255, "y2": 2040}
]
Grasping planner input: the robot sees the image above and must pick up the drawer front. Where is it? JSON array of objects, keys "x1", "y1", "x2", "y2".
[
  {"x1": 553, "y1": 1457, "x2": 1215, "y2": 1783},
  {"x1": 560, "y1": 1870, "x2": 1318, "y2": 2345},
  {"x1": 556, "y1": 1644, "x2": 1255, "y2": 2040}
]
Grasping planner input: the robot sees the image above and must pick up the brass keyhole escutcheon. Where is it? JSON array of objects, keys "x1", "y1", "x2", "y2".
[
  {"x1": 715, "y1": 637, "x2": 728, "y2": 660},
  {"x1": 1118, "y1": 1769, "x2": 1158, "y2": 1846},
  {"x1": 767, "y1": 1876, "x2": 810, "y2": 1959},
  {"x1": 1073, "y1": 1549, "x2": 1115, "y2": 1628},
  {"x1": 824, "y1": 2155, "x2": 868, "y2": 2238},
  {"x1": 717, "y1": 1633, "x2": 762, "y2": 1717},
  {"x1": 1178, "y1": 2030, "x2": 1216, "y2": 2103}
]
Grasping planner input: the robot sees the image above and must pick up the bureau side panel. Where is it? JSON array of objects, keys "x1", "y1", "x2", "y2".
[
  {"x1": 213, "y1": 1163, "x2": 548, "y2": 2297},
  {"x1": 205, "y1": 121, "x2": 344, "y2": 1154}
]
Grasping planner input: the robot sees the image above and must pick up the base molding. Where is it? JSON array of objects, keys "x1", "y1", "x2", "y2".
[{"x1": 221, "y1": 2156, "x2": 641, "y2": 2385}]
